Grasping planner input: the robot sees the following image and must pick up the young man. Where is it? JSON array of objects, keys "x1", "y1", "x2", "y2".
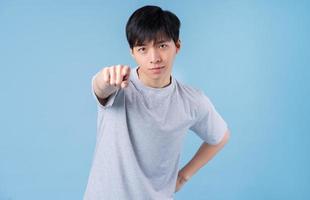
[{"x1": 84, "y1": 5, "x2": 230, "y2": 200}]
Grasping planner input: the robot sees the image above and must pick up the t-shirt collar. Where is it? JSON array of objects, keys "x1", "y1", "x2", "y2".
[{"x1": 131, "y1": 66, "x2": 175, "y2": 95}]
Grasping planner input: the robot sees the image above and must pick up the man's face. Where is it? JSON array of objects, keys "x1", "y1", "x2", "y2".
[{"x1": 131, "y1": 38, "x2": 181, "y2": 81}]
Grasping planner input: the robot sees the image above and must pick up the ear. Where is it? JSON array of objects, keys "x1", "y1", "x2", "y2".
[{"x1": 175, "y1": 39, "x2": 181, "y2": 53}]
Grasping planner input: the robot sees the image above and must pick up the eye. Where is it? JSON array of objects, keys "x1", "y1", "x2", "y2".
[
  {"x1": 137, "y1": 47, "x2": 146, "y2": 52},
  {"x1": 159, "y1": 44, "x2": 168, "y2": 48}
]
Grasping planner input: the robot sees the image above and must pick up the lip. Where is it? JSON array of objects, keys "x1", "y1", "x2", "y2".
[{"x1": 149, "y1": 66, "x2": 165, "y2": 70}]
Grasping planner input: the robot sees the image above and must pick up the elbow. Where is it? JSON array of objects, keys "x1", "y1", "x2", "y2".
[
  {"x1": 221, "y1": 129, "x2": 231, "y2": 145},
  {"x1": 208, "y1": 129, "x2": 230, "y2": 147}
]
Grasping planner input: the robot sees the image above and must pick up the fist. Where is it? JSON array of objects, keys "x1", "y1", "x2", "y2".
[{"x1": 100, "y1": 65, "x2": 131, "y2": 89}]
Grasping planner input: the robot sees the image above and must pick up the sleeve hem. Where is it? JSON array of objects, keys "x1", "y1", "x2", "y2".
[{"x1": 205, "y1": 124, "x2": 229, "y2": 145}]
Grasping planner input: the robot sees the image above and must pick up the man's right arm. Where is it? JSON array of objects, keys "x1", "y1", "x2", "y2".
[
  {"x1": 92, "y1": 65, "x2": 131, "y2": 107},
  {"x1": 93, "y1": 80, "x2": 111, "y2": 106}
]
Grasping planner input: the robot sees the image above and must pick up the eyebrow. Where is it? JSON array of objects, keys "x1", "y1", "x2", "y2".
[
  {"x1": 154, "y1": 39, "x2": 170, "y2": 44},
  {"x1": 137, "y1": 39, "x2": 170, "y2": 47}
]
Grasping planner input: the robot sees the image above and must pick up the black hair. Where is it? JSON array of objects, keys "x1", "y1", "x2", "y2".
[{"x1": 126, "y1": 5, "x2": 181, "y2": 49}]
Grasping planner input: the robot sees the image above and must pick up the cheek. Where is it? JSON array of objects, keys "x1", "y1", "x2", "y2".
[
  {"x1": 134, "y1": 55, "x2": 145, "y2": 64},
  {"x1": 166, "y1": 52, "x2": 176, "y2": 61},
  {"x1": 137, "y1": 57, "x2": 148, "y2": 65}
]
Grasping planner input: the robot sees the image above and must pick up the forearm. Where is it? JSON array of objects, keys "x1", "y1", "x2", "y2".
[{"x1": 179, "y1": 130, "x2": 230, "y2": 180}]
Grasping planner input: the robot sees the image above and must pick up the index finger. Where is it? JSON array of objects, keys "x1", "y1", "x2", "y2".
[{"x1": 122, "y1": 66, "x2": 130, "y2": 81}]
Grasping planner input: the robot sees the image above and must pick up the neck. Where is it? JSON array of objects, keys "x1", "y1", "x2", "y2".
[{"x1": 137, "y1": 67, "x2": 171, "y2": 88}]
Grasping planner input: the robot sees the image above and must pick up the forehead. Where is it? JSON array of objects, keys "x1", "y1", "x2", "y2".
[
  {"x1": 133, "y1": 31, "x2": 172, "y2": 47},
  {"x1": 137, "y1": 39, "x2": 172, "y2": 47}
]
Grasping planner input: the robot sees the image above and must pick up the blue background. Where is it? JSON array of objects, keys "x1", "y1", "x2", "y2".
[{"x1": 1, "y1": 0, "x2": 309, "y2": 199}]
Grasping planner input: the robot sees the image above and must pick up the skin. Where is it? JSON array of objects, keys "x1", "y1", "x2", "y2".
[
  {"x1": 130, "y1": 38, "x2": 181, "y2": 88},
  {"x1": 175, "y1": 130, "x2": 230, "y2": 192},
  {"x1": 93, "y1": 37, "x2": 230, "y2": 193}
]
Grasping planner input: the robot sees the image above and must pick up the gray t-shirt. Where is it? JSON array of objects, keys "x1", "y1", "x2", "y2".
[{"x1": 84, "y1": 66, "x2": 228, "y2": 200}]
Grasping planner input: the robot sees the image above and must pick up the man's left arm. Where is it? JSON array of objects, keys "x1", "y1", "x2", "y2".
[{"x1": 175, "y1": 129, "x2": 231, "y2": 192}]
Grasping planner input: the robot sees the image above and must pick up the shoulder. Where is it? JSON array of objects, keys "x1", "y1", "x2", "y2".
[
  {"x1": 174, "y1": 79, "x2": 207, "y2": 102},
  {"x1": 173, "y1": 79, "x2": 213, "y2": 116}
]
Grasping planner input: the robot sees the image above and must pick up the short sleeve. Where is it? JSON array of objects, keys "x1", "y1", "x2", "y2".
[
  {"x1": 91, "y1": 73, "x2": 119, "y2": 109},
  {"x1": 189, "y1": 91, "x2": 228, "y2": 145}
]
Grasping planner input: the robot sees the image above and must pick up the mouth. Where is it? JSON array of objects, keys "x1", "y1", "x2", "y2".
[
  {"x1": 148, "y1": 66, "x2": 165, "y2": 74},
  {"x1": 149, "y1": 66, "x2": 165, "y2": 70}
]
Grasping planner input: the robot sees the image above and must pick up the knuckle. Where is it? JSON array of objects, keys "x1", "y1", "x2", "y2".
[{"x1": 110, "y1": 80, "x2": 115, "y2": 86}]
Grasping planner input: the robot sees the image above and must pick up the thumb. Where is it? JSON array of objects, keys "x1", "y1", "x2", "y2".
[{"x1": 120, "y1": 81, "x2": 129, "y2": 89}]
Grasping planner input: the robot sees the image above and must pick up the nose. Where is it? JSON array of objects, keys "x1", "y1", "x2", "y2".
[{"x1": 149, "y1": 48, "x2": 161, "y2": 64}]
